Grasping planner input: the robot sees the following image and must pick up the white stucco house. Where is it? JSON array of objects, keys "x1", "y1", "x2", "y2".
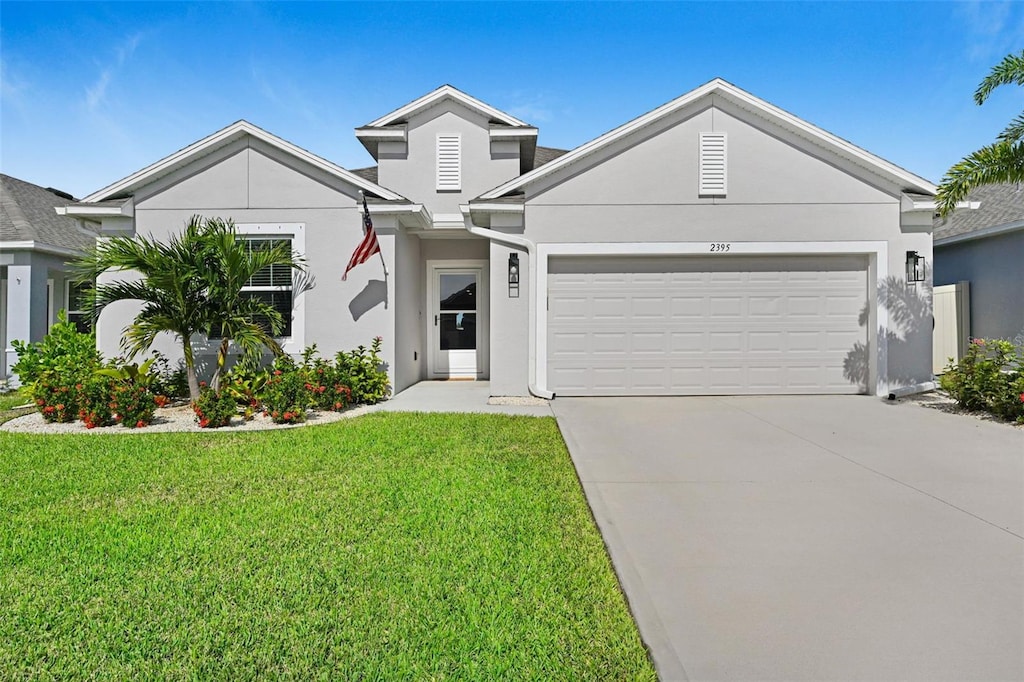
[
  {"x1": 1, "y1": 174, "x2": 97, "y2": 385},
  {"x1": 57, "y1": 79, "x2": 939, "y2": 398}
]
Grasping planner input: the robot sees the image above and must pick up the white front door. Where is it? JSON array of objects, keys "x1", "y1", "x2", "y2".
[{"x1": 428, "y1": 263, "x2": 486, "y2": 379}]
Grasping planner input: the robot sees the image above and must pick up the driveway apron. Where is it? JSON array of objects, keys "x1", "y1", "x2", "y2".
[{"x1": 552, "y1": 396, "x2": 1024, "y2": 681}]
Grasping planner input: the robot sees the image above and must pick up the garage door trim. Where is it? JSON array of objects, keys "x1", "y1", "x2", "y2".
[{"x1": 535, "y1": 241, "x2": 889, "y2": 396}]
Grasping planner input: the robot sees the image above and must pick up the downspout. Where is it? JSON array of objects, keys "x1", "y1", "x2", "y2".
[{"x1": 464, "y1": 218, "x2": 554, "y2": 400}]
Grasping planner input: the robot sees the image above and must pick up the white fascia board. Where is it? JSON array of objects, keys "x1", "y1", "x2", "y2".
[
  {"x1": 935, "y1": 220, "x2": 1024, "y2": 246},
  {"x1": 900, "y1": 194, "x2": 977, "y2": 214},
  {"x1": 56, "y1": 200, "x2": 134, "y2": 218},
  {"x1": 0, "y1": 240, "x2": 87, "y2": 259},
  {"x1": 354, "y1": 127, "x2": 407, "y2": 141},
  {"x1": 480, "y1": 78, "x2": 936, "y2": 200},
  {"x1": 83, "y1": 120, "x2": 404, "y2": 203},
  {"x1": 365, "y1": 85, "x2": 528, "y2": 128},
  {"x1": 366, "y1": 203, "x2": 430, "y2": 229},
  {"x1": 489, "y1": 127, "x2": 538, "y2": 140},
  {"x1": 460, "y1": 203, "x2": 524, "y2": 214}
]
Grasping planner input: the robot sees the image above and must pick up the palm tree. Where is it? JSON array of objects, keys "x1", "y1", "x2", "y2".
[
  {"x1": 76, "y1": 215, "x2": 305, "y2": 399},
  {"x1": 197, "y1": 218, "x2": 304, "y2": 392},
  {"x1": 936, "y1": 51, "x2": 1024, "y2": 217}
]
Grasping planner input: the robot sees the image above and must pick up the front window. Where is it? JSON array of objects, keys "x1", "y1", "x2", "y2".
[
  {"x1": 241, "y1": 238, "x2": 294, "y2": 337},
  {"x1": 66, "y1": 280, "x2": 93, "y2": 333}
]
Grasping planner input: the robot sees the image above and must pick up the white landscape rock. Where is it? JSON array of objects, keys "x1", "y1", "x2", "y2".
[{"x1": 1, "y1": 403, "x2": 375, "y2": 435}]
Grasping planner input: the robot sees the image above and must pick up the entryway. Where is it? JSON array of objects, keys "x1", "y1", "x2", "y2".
[{"x1": 426, "y1": 260, "x2": 488, "y2": 379}]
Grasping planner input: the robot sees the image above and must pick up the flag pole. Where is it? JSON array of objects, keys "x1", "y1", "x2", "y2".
[{"x1": 360, "y1": 190, "x2": 389, "y2": 277}]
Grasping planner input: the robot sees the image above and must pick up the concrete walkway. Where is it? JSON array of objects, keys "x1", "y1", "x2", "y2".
[
  {"x1": 552, "y1": 396, "x2": 1024, "y2": 681},
  {"x1": 371, "y1": 380, "x2": 553, "y2": 417}
]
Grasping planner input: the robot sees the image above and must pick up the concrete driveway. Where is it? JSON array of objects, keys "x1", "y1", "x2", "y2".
[{"x1": 552, "y1": 396, "x2": 1024, "y2": 681}]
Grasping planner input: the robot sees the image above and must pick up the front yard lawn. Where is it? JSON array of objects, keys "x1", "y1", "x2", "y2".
[{"x1": 0, "y1": 413, "x2": 655, "y2": 680}]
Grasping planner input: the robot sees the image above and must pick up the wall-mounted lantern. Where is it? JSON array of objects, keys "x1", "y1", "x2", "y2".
[
  {"x1": 906, "y1": 251, "x2": 925, "y2": 284},
  {"x1": 508, "y1": 253, "x2": 520, "y2": 298}
]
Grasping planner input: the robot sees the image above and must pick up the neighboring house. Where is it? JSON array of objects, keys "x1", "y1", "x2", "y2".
[
  {"x1": 59, "y1": 79, "x2": 938, "y2": 398},
  {"x1": 933, "y1": 183, "x2": 1024, "y2": 343},
  {"x1": 1, "y1": 174, "x2": 97, "y2": 384}
]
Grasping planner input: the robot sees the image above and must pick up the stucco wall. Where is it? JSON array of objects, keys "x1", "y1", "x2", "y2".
[
  {"x1": 96, "y1": 138, "x2": 398, "y2": 387},
  {"x1": 934, "y1": 230, "x2": 1024, "y2": 342},
  {"x1": 487, "y1": 98, "x2": 932, "y2": 395},
  {"x1": 377, "y1": 100, "x2": 521, "y2": 217}
]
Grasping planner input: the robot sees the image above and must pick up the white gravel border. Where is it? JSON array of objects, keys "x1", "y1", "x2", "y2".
[{"x1": 1, "y1": 403, "x2": 376, "y2": 435}]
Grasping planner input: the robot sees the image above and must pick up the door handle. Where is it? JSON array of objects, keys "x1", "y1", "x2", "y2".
[{"x1": 434, "y1": 315, "x2": 438, "y2": 326}]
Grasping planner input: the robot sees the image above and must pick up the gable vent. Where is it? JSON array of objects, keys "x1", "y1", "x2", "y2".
[
  {"x1": 699, "y1": 132, "x2": 727, "y2": 196},
  {"x1": 436, "y1": 134, "x2": 462, "y2": 191}
]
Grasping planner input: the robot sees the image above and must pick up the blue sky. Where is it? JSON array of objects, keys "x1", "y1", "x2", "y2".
[{"x1": 2, "y1": 1, "x2": 1022, "y2": 198}]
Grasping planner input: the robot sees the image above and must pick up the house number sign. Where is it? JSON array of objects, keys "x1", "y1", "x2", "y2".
[{"x1": 709, "y1": 243, "x2": 732, "y2": 252}]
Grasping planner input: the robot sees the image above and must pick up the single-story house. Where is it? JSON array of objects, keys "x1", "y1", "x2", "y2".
[
  {"x1": 2, "y1": 174, "x2": 97, "y2": 384},
  {"x1": 933, "y1": 183, "x2": 1024, "y2": 343},
  {"x1": 58, "y1": 79, "x2": 939, "y2": 398}
]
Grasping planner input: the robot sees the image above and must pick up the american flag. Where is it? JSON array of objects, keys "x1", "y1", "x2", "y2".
[{"x1": 342, "y1": 193, "x2": 382, "y2": 281}]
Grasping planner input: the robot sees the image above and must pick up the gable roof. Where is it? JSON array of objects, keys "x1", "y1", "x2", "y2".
[
  {"x1": 82, "y1": 120, "x2": 407, "y2": 203},
  {"x1": 1, "y1": 174, "x2": 96, "y2": 254},
  {"x1": 934, "y1": 183, "x2": 1024, "y2": 245},
  {"x1": 477, "y1": 78, "x2": 937, "y2": 201},
  {"x1": 363, "y1": 85, "x2": 528, "y2": 128}
]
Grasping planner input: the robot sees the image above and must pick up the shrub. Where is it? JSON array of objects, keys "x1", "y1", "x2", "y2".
[
  {"x1": 262, "y1": 357, "x2": 308, "y2": 424},
  {"x1": 111, "y1": 383, "x2": 157, "y2": 428},
  {"x1": 299, "y1": 345, "x2": 353, "y2": 412},
  {"x1": 32, "y1": 376, "x2": 80, "y2": 423},
  {"x1": 10, "y1": 311, "x2": 101, "y2": 388},
  {"x1": 149, "y1": 351, "x2": 190, "y2": 400},
  {"x1": 335, "y1": 336, "x2": 390, "y2": 405},
  {"x1": 192, "y1": 388, "x2": 237, "y2": 428},
  {"x1": 77, "y1": 375, "x2": 118, "y2": 429},
  {"x1": 940, "y1": 338, "x2": 1024, "y2": 423}
]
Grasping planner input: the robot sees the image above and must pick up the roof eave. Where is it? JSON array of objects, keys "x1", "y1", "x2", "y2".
[
  {"x1": 935, "y1": 219, "x2": 1024, "y2": 246},
  {"x1": 364, "y1": 85, "x2": 528, "y2": 128}
]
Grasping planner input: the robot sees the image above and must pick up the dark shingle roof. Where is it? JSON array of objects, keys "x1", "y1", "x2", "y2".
[
  {"x1": 0, "y1": 174, "x2": 96, "y2": 252},
  {"x1": 534, "y1": 146, "x2": 568, "y2": 168},
  {"x1": 934, "y1": 183, "x2": 1024, "y2": 241},
  {"x1": 350, "y1": 166, "x2": 379, "y2": 184}
]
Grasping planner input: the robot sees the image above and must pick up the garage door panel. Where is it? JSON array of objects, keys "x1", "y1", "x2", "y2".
[{"x1": 548, "y1": 255, "x2": 867, "y2": 396}]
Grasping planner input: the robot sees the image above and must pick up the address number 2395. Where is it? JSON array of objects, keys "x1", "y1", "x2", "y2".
[{"x1": 710, "y1": 243, "x2": 731, "y2": 252}]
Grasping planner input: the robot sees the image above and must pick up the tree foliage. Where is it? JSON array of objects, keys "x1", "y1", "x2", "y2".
[
  {"x1": 74, "y1": 216, "x2": 305, "y2": 399},
  {"x1": 936, "y1": 51, "x2": 1024, "y2": 217}
]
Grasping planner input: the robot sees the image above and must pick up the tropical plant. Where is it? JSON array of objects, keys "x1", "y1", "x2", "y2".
[
  {"x1": 192, "y1": 388, "x2": 237, "y2": 428},
  {"x1": 11, "y1": 310, "x2": 101, "y2": 388},
  {"x1": 940, "y1": 338, "x2": 1024, "y2": 422},
  {"x1": 335, "y1": 336, "x2": 390, "y2": 404},
  {"x1": 74, "y1": 216, "x2": 304, "y2": 400},
  {"x1": 936, "y1": 51, "x2": 1024, "y2": 217},
  {"x1": 198, "y1": 219, "x2": 304, "y2": 392}
]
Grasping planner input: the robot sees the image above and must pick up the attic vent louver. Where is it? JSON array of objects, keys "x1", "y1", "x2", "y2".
[
  {"x1": 436, "y1": 134, "x2": 461, "y2": 191},
  {"x1": 699, "y1": 132, "x2": 727, "y2": 196}
]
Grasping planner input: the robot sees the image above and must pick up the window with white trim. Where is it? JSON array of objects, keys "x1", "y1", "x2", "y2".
[
  {"x1": 66, "y1": 280, "x2": 92, "y2": 333},
  {"x1": 436, "y1": 133, "x2": 462, "y2": 191},
  {"x1": 699, "y1": 132, "x2": 727, "y2": 196},
  {"x1": 238, "y1": 237, "x2": 294, "y2": 337},
  {"x1": 211, "y1": 223, "x2": 306, "y2": 353}
]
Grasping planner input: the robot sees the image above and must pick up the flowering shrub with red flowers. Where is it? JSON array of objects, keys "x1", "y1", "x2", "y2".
[
  {"x1": 191, "y1": 388, "x2": 236, "y2": 429},
  {"x1": 333, "y1": 336, "x2": 390, "y2": 405},
  {"x1": 940, "y1": 338, "x2": 1024, "y2": 423},
  {"x1": 111, "y1": 383, "x2": 157, "y2": 428},
  {"x1": 33, "y1": 375, "x2": 81, "y2": 423},
  {"x1": 261, "y1": 358, "x2": 309, "y2": 424},
  {"x1": 77, "y1": 375, "x2": 118, "y2": 429}
]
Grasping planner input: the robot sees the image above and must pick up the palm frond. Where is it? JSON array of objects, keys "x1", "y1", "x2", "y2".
[
  {"x1": 975, "y1": 50, "x2": 1024, "y2": 104},
  {"x1": 934, "y1": 140, "x2": 1024, "y2": 217},
  {"x1": 998, "y1": 111, "x2": 1024, "y2": 143}
]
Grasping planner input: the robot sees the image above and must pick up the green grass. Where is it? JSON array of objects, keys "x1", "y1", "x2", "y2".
[
  {"x1": 0, "y1": 413, "x2": 655, "y2": 680},
  {"x1": 0, "y1": 387, "x2": 31, "y2": 411}
]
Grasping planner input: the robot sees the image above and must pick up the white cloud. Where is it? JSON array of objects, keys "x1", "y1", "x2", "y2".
[
  {"x1": 957, "y1": 1, "x2": 1024, "y2": 62},
  {"x1": 84, "y1": 32, "x2": 143, "y2": 111}
]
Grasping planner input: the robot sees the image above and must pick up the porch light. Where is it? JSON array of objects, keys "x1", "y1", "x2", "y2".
[
  {"x1": 508, "y1": 253, "x2": 520, "y2": 298},
  {"x1": 905, "y1": 251, "x2": 925, "y2": 284}
]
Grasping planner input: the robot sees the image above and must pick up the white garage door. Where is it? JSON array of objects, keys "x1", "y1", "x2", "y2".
[{"x1": 547, "y1": 255, "x2": 868, "y2": 396}]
